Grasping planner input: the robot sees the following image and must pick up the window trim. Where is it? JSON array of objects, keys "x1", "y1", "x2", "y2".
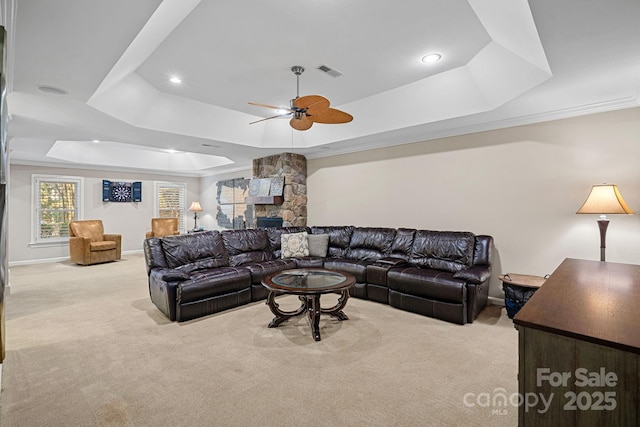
[
  {"x1": 154, "y1": 181, "x2": 187, "y2": 234},
  {"x1": 31, "y1": 174, "x2": 84, "y2": 246}
]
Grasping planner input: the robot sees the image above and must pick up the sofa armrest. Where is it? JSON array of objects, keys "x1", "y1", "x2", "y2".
[
  {"x1": 151, "y1": 268, "x2": 190, "y2": 282},
  {"x1": 148, "y1": 269, "x2": 182, "y2": 321},
  {"x1": 103, "y1": 234, "x2": 122, "y2": 259},
  {"x1": 453, "y1": 266, "x2": 491, "y2": 284},
  {"x1": 69, "y1": 236, "x2": 91, "y2": 264}
]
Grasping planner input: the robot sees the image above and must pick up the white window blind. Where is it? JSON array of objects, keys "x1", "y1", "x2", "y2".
[
  {"x1": 155, "y1": 182, "x2": 187, "y2": 233},
  {"x1": 32, "y1": 175, "x2": 83, "y2": 244}
]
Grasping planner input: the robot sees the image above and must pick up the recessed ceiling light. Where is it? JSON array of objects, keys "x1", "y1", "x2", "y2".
[
  {"x1": 421, "y1": 53, "x2": 442, "y2": 64},
  {"x1": 37, "y1": 85, "x2": 68, "y2": 95},
  {"x1": 169, "y1": 76, "x2": 182, "y2": 84}
]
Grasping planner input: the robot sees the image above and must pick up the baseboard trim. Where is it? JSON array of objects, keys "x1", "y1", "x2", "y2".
[
  {"x1": 8, "y1": 249, "x2": 144, "y2": 267},
  {"x1": 488, "y1": 296, "x2": 505, "y2": 306}
]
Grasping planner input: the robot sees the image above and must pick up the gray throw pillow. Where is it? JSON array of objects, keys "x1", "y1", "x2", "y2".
[{"x1": 308, "y1": 234, "x2": 329, "y2": 257}]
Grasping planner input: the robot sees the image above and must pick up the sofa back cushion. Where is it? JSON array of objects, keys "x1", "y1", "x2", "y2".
[
  {"x1": 310, "y1": 226, "x2": 354, "y2": 258},
  {"x1": 222, "y1": 229, "x2": 274, "y2": 266},
  {"x1": 346, "y1": 227, "x2": 396, "y2": 261},
  {"x1": 410, "y1": 230, "x2": 475, "y2": 273},
  {"x1": 161, "y1": 231, "x2": 229, "y2": 272},
  {"x1": 151, "y1": 218, "x2": 179, "y2": 237},
  {"x1": 69, "y1": 220, "x2": 105, "y2": 242},
  {"x1": 265, "y1": 226, "x2": 311, "y2": 258},
  {"x1": 389, "y1": 228, "x2": 416, "y2": 261}
]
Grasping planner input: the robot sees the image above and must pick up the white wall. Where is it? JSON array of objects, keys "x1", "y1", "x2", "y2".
[
  {"x1": 10, "y1": 108, "x2": 640, "y2": 299},
  {"x1": 8, "y1": 164, "x2": 200, "y2": 264},
  {"x1": 307, "y1": 107, "x2": 640, "y2": 298}
]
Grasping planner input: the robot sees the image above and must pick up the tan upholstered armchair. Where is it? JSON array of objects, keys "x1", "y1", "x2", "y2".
[
  {"x1": 145, "y1": 218, "x2": 180, "y2": 238},
  {"x1": 68, "y1": 220, "x2": 122, "y2": 265}
]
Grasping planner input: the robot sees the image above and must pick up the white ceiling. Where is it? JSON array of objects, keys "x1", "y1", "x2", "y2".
[{"x1": 3, "y1": 0, "x2": 640, "y2": 177}]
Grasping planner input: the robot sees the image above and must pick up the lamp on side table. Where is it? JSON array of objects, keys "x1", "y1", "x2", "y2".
[
  {"x1": 576, "y1": 184, "x2": 634, "y2": 262},
  {"x1": 188, "y1": 201, "x2": 203, "y2": 231}
]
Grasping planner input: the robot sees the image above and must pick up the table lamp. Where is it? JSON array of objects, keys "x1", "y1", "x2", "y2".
[
  {"x1": 576, "y1": 184, "x2": 634, "y2": 262},
  {"x1": 188, "y1": 201, "x2": 203, "y2": 230}
]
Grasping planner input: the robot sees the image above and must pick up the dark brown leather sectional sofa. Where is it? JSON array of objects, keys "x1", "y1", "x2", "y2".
[{"x1": 143, "y1": 226, "x2": 493, "y2": 325}]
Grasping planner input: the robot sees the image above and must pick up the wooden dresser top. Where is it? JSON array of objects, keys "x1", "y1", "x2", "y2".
[{"x1": 514, "y1": 258, "x2": 640, "y2": 354}]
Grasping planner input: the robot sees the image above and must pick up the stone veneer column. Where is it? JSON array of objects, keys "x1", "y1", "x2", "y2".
[{"x1": 252, "y1": 153, "x2": 307, "y2": 227}]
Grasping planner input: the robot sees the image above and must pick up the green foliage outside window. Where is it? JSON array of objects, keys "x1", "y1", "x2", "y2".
[{"x1": 39, "y1": 181, "x2": 77, "y2": 239}]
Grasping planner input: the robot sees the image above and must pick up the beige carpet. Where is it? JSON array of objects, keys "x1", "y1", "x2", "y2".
[{"x1": 1, "y1": 254, "x2": 518, "y2": 427}]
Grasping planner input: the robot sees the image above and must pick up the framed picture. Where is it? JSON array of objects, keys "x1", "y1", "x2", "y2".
[
  {"x1": 216, "y1": 178, "x2": 254, "y2": 229},
  {"x1": 269, "y1": 177, "x2": 284, "y2": 196},
  {"x1": 249, "y1": 179, "x2": 261, "y2": 197},
  {"x1": 257, "y1": 178, "x2": 271, "y2": 197}
]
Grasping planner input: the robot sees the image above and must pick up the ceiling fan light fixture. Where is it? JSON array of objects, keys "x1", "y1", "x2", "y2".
[
  {"x1": 421, "y1": 53, "x2": 442, "y2": 64},
  {"x1": 248, "y1": 65, "x2": 353, "y2": 131}
]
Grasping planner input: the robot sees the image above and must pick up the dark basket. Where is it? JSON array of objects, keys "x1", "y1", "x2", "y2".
[{"x1": 502, "y1": 283, "x2": 538, "y2": 319}]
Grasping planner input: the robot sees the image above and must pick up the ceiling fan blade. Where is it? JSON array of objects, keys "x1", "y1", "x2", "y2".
[
  {"x1": 290, "y1": 115, "x2": 313, "y2": 131},
  {"x1": 308, "y1": 107, "x2": 353, "y2": 124},
  {"x1": 248, "y1": 101, "x2": 292, "y2": 112},
  {"x1": 249, "y1": 113, "x2": 291, "y2": 125},
  {"x1": 294, "y1": 95, "x2": 330, "y2": 116}
]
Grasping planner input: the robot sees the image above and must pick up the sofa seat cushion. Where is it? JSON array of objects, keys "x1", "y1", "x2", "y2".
[
  {"x1": 244, "y1": 259, "x2": 297, "y2": 284},
  {"x1": 388, "y1": 266, "x2": 467, "y2": 303},
  {"x1": 323, "y1": 258, "x2": 370, "y2": 282},
  {"x1": 177, "y1": 267, "x2": 251, "y2": 304},
  {"x1": 294, "y1": 256, "x2": 324, "y2": 268},
  {"x1": 90, "y1": 240, "x2": 116, "y2": 251}
]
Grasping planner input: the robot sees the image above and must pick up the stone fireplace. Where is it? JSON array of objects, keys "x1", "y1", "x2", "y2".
[{"x1": 252, "y1": 153, "x2": 307, "y2": 227}]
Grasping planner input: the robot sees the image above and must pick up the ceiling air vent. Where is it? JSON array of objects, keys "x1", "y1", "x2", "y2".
[{"x1": 317, "y1": 64, "x2": 343, "y2": 78}]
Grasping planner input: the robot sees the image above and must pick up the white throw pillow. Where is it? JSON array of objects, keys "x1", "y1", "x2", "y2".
[
  {"x1": 281, "y1": 232, "x2": 309, "y2": 258},
  {"x1": 308, "y1": 233, "x2": 329, "y2": 257}
]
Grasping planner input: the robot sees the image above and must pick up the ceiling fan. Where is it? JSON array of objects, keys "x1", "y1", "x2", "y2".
[{"x1": 248, "y1": 65, "x2": 353, "y2": 131}]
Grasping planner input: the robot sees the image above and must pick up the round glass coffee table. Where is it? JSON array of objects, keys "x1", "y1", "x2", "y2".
[{"x1": 261, "y1": 268, "x2": 356, "y2": 341}]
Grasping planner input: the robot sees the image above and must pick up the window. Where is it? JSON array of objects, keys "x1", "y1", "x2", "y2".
[
  {"x1": 154, "y1": 181, "x2": 187, "y2": 233},
  {"x1": 216, "y1": 178, "x2": 253, "y2": 229},
  {"x1": 32, "y1": 175, "x2": 83, "y2": 244}
]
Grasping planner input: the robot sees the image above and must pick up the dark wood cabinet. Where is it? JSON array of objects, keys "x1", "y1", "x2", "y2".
[{"x1": 514, "y1": 258, "x2": 639, "y2": 426}]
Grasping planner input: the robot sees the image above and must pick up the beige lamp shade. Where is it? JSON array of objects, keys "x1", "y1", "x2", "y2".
[
  {"x1": 188, "y1": 201, "x2": 203, "y2": 212},
  {"x1": 576, "y1": 184, "x2": 634, "y2": 215}
]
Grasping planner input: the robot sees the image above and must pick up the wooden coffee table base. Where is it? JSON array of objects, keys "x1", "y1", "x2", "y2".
[{"x1": 266, "y1": 291, "x2": 350, "y2": 341}]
